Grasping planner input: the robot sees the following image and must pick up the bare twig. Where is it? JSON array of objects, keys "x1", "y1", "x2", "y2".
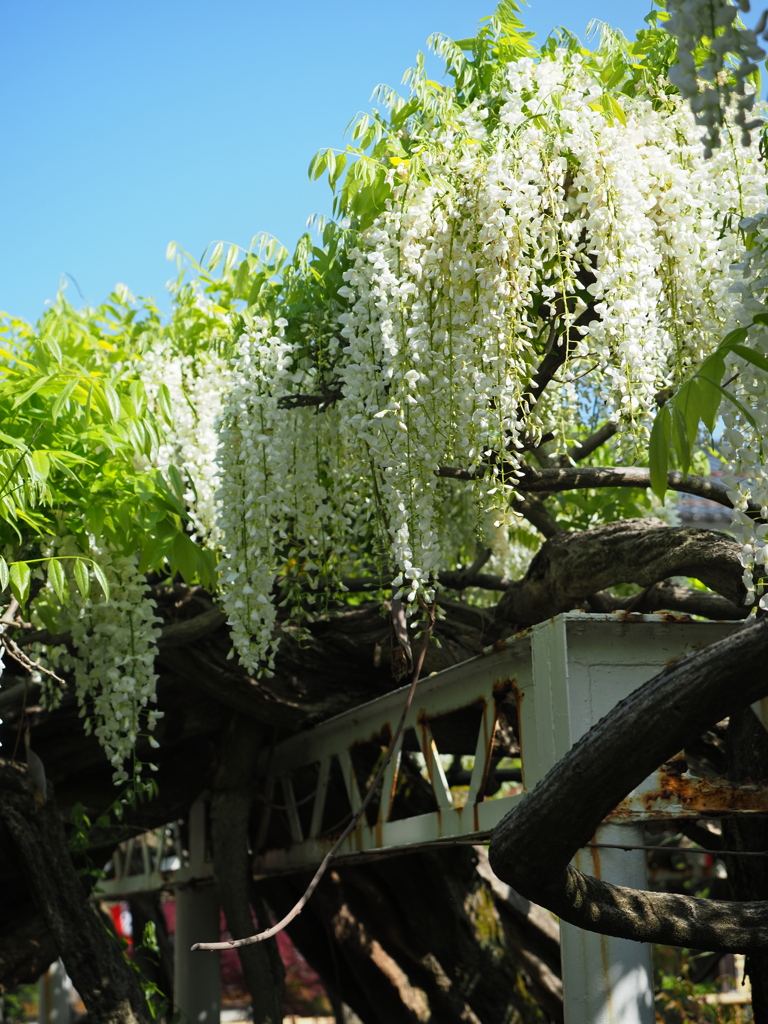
[
  {"x1": 0, "y1": 598, "x2": 20, "y2": 627},
  {"x1": 588, "y1": 581, "x2": 749, "y2": 621},
  {"x1": 510, "y1": 494, "x2": 562, "y2": 538},
  {"x1": 192, "y1": 592, "x2": 440, "y2": 952}
]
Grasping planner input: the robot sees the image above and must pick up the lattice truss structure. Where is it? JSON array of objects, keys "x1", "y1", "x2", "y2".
[{"x1": 99, "y1": 614, "x2": 768, "y2": 896}]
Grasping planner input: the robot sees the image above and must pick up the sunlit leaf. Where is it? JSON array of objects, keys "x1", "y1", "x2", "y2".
[
  {"x1": 9, "y1": 560, "x2": 31, "y2": 606},
  {"x1": 73, "y1": 558, "x2": 91, "y2": 600},
  {"x1": 47, "y1": 557, "x2": 68, "y2": 603}
]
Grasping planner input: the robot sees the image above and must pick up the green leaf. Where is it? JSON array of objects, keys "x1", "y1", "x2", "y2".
[
  {"x1": 85, "y1": 506, "x2": 106, "y2": 537},
  {"x1": 197, "y1": 545, "x2": 219, "y2": 590},
  {"x1": 9, "y1": 561, "x2": 31, "y2": 606},
  {"x1": 649, "y1": 405, "x2": 671, "y2": 500},
  {"x1": 138, "y1": 531, "x2": 174, "y2": 574},
  {"x1": 208, "y1": 241, "x2": 224, "y2": 272},
  {"x1": 0, "y1": 556, "x2": 9, "y2": 592},
  {"x1": 31, "y1": 450, "x2": 50, "y2": 479},
  {"x1": 329, "y1": 151, "x2": 347, "y2": 189},
  {"x1": 73, "y1": 558, "x2": 91, "y2": 600},
  {"x1": 234, "y1": 259, "x2": 250, "y2": 300},
  {"x1": 719, "y1": 326, "x2": 750, "y2": 351},
  {"x1": 51, "y1": 376, "x2": 82, "y2": 421},
  {"x1": 102, "y1": 383, "x2": 122, "y2": 423},
  {"x1": 47, "y1": 557, "x2": 68, "y2": 603},
  {"x1": 13, "y1": 375, "x2": 54, "y2": 408},
  {"x1": 171, "y1": 531, "x2": 199, "y2": 584},
  {"x1": 697, "y1": 352, "x2": 726, "y2": 432},
  {"x1": 672, "y1": 406, "x2": 691, "y2": 476},
  {"x1": 308, "y1": 149, "x2": 329, "y2": 181},
  {"x1": 91, "y1": 561, "x2": 110, "y2": 601},
  {"x1": 699, "y1": 374, "x2": 758, "y2": 429},
  {"x1": 674, "y1": 381, "x2": 702, "y2": 473},
  {"x1": 729, "y1": 342, "x2": 768, "y2": 375},
  {"x1": 167, "y1": 464, "x2": 186, "y2": 500}
]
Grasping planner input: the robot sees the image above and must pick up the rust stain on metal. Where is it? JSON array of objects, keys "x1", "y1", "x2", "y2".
[
  {"x1": 618, "y1": 610, "x2": 645, "y2": 622},
  {"x1": 613, "y1": 767, "x2": 768, "y2": 816},
  {"x1": 658, "y1": 611, "x2": 693, "y2": 624},
  {"x1": 493, "y1": 677, "x2": 516, "y2": 700},
  {"x1": 509, "y1": 681, "x2": 525, "y2": 790},
  {"x1": 590, "y1": 842, "x2": 602, "y2": 878},
  {"x1": 378, "y1": 722, "x2": 393, "y2": 747},
  {"x1": 473, "y1": 703, "x2": 498, "y2": 806}
]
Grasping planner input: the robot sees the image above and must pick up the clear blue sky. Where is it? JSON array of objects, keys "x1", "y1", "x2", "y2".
[{"x1": 2, "y1": 1, "x2": 655, "y2": 324}]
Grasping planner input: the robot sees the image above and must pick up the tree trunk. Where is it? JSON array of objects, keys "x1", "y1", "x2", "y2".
[
  {"x1": 0, "y1": 761, "x2": 151, "y2": 1024},
  {"x1": 258, "y1": 846, "x2": 559, "y2": 1024},
  {"x1": 211, "y1": 716, "x2": 284, "y2": 1023},
  {"x1": 723, "y1": 705, "x2": 768, "y2": 1020}
]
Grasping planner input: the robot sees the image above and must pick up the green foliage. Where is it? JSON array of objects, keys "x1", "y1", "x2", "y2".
[
  {"x1": 654, "y1": 946, "x2": 752, "y2": 1023},
  {"x1": 301, "y1": 0, "x2": 685, "y2": 241},
  {"x1": 648, "y1": 319, "x2": 768, "y2": 499},
  {"x1": 0, "y1": 281, "x2": 226, "y2": 605}
]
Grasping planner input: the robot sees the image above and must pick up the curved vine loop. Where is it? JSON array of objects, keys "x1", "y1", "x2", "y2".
[{"x1": 488, "y1": 615, "x2": 768, "y2": 952}]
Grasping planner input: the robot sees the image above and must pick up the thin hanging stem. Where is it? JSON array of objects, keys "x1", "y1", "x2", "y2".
[{"x1": 192, "y1": 592, "x2": 438, "y2": 952}]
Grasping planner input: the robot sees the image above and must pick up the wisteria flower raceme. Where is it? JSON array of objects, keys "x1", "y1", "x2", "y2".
[{"x1": 210, "y1": 48, "x2": 767, "y2": 671}]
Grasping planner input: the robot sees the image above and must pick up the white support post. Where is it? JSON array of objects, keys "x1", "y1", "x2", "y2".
[
  {"x1": 37, "y1": 959, "x2": 71, "y2": 1024},
  {"x1": 526, "y1": 616, "x2": 691, "y2": 1024},
  {"x1": 560, "y1": 823, "x2": 654, "y2": 1024},
  {"x1": 174, "y1": 885, "x2": 220, "y2": 1024}
]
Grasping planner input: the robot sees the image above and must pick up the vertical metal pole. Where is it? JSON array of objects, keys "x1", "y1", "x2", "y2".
[
  {"x1": 174, "y1": 885, "x2": 220, "y2": 1024},
  {"x1": 560, "y1": 823, "x2": 654, "y2": 1024},
  {"x1": 37, "y1": 959, "x2": 71, "y2": 1024}
]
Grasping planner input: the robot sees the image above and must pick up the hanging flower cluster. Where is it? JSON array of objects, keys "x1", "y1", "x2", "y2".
[
  {"x1": 337, "y1": 52, "x2": 765, "y2": 570},
  {"x1": 212, "y1": 48, "x2": 767, "y2": 671},
  {"x1": 666, "y1": 0, "x2": 766, "y2": 155},
  {"x1": 139, "y1": 341, "x2": 228, "y2": 544},
  {"x1": 43, "y1": 545, "x2": 163, "y2": 783},
  {"x1": 718, "y1": 210, "x2": 768, "y2": 608},
  {"x1": 215, "y1": 316, "x2": 356, "y2": 673}
]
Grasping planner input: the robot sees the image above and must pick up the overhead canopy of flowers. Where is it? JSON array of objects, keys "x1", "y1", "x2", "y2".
[{"x1": 2, "y1": 2, "x2": 768, "y2": 777}]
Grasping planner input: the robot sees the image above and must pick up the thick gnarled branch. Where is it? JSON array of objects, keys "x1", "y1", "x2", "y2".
[
  {"x1": 0, "y1": 761, "x2": 151, "y2": 1024},
  {"x1": 489, "y1": 617, "x2": 768, "y2": 951},
  {"x1": 494, "y1": 518, "x2": 747, "y2": 629}
]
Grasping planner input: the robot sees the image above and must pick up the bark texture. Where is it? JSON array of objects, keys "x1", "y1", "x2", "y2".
[
  {"x1": 211, "y1": 716, "x2": 284, "y2": 1023},
  {"x1": 723, "y1": 707, "x2": 768, "y2": 1019},
  {"x1": 259, "y1": 847, "x2": 555, "y2": 1024},
  {"x1": 489, "y1": 616, "x2": 768, "y2": 951},
  {"x1": 495, "y1": 519, "x2": 747, "y2": 629},
  {"x1": 0, "y1": 761, "x2": 151, "y2": 1024}
]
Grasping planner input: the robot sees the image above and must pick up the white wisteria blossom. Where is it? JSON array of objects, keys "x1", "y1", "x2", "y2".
[
  {"x1": 211, "y1": 47, "x2": 768, "y2": 671},
  {"x1": 43, "y1": 547, "x2": 163, "y2": 783},
  {"x1": 666, "y1": 0, "x2": 767, "y2": 154},
  {"x1": 139, "y1": 342, "x2": 228, "y2": 544},
  {"x1": 715, "y1": 209, "x2": 768, "y2": 608}
]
